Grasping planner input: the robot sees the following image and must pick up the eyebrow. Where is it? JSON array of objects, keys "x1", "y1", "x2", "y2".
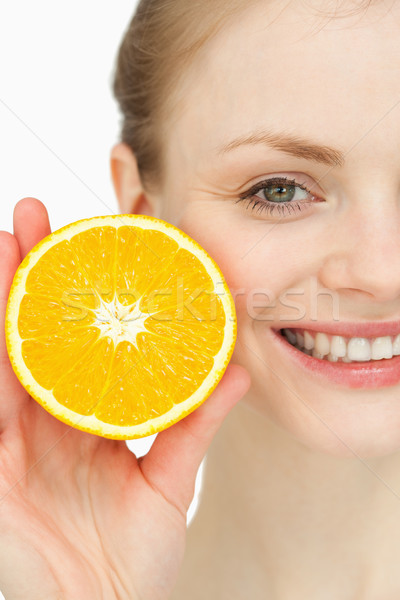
[{"x1": 216, "y1": 128, "x2": 345, "y2": 168}]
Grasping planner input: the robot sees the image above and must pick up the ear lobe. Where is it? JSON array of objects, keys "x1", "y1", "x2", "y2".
[{"x1": 110, "y1": 142, "x2": 154, "y2": 216}]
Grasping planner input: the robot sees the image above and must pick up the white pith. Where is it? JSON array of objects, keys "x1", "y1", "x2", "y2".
[
  {"x1": 281, "y1": 328, "x2": 400, "y2": 363},
  {"x1": 93, "y1": 295, "x2": 152, "y2": 347}
]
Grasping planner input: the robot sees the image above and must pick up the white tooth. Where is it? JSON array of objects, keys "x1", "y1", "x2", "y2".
[
  {"x1": 342, "y1": 355, "x2": 352, "y2": 362},
  {"x1": 284, "y1": 328, "x2": 297, "y2": 345},
  {"x1": 371, "y1": 336, "x2": 393, "y2": 360},
  {"x1": 296, "y1": 332, "x2": 304, "y2": 347},
  {"x1": 314, "y1": 332, "x2": 330, "y2": 356},
  {"x1": 393, "y1": 334, "x2": 400, "y2": 356},
  {"x1": 312, "y1": 349, "x2": 325, "y2": 359},
  {"x1": 327, "y1": 353, "x2": 338, "y2": 362},
  {"x1": 303, "y1": 330, "x2": 314, "y2": 350},
  {"x1": 347, "y1": 338, "x2": 371, "y2": 361},
  {"x1": 330, "y1": 335, "x2": 347, "y2": 358}
]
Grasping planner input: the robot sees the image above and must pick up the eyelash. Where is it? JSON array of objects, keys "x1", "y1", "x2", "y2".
[{"x1": 236, "y1": 176, "x2": 318, "y2": 217}]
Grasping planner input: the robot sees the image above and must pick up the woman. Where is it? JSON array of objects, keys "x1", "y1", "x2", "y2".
[{"x1": 1, "y1": 0, "x2": 400, "y2": 597}]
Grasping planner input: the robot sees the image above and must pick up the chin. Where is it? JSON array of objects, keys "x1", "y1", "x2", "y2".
[{"x1": 242, "y1": 381, "x2": 400, "y2": 460}]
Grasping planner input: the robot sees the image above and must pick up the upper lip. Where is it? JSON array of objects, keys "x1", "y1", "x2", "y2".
[{"x1": 274, "y1": 321, "x2": 400, "y2": 338}]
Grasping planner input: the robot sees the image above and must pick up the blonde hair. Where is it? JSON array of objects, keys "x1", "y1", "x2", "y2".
[{"x1": 112, "y1": 0, "x2": 376, "y2": 193}]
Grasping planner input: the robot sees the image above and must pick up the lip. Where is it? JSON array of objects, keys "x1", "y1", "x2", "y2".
[
  {"x1": 269, "y1": 327, "x2": 400, "y2": 389},
  {"x1": 273, "y1": 320, "x2": 400, "y2": 338}
]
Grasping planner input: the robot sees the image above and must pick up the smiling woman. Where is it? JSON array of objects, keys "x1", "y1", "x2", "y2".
[{"x1": 2, "y1": 0, "x2": 400, "y2": 598}]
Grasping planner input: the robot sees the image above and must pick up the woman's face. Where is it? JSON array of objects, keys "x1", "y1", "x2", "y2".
[{"x1": 134, "y1": 1, "x2": 400, "y2": 458}]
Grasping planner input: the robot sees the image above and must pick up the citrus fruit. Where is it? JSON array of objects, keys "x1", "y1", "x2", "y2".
[{"x1": 5, "y1": 214, "x2": 236, "y2": 440}]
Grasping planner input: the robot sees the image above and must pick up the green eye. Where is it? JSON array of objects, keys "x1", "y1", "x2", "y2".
[{"x1": 237, "y1": 176, "x2": 318, "y2": 218}]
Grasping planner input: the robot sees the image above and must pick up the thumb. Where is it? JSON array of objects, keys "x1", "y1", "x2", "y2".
[{"x1": 138, "y1": 363, "x2": 251, "y2": 515}]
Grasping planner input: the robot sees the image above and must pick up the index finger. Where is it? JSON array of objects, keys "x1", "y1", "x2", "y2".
[{"x1": 13, "y1": 197, "x2": 51, "y2": 260}]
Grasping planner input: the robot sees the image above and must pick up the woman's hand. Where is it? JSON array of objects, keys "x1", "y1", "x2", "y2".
[{"x1": 0, "y1": 198, "x2": 251, "y2": 600}]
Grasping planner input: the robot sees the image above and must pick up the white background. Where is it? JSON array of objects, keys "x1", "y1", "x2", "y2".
[{"x1": 0, "y1": 3, "x2": 202, "y2": 596}]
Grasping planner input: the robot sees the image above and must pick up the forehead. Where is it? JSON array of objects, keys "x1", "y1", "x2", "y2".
[{"x1": 163, "y1": 0, "x2": 400, "y2": 185}]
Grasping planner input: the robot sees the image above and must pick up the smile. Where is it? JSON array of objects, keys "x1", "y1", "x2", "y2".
[
  {"x1": 280, "y1": 328, "x2": 400, "y2": 363},
  {"x1": 270, "y1": 327, "x2": 400, "y2": 389}
]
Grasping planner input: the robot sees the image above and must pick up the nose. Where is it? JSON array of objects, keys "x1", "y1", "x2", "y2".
[{"x1": 318, "y1": 195, "x2": 400, "y2": 305}]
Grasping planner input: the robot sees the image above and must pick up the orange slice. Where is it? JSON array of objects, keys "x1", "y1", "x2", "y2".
[{"x1": 5, "y1": 215, "x2": 236, "y2": 439}]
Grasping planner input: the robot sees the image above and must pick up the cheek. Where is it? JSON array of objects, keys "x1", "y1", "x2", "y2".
[
  {"x1": 176, "y1": 204, "x2": 327, "y2": 325},
  {"x1": 176, "y1": 207, "x2": 286, "y2": 297},
  {"x1": 177, "y1": 207, "x2": 248, "y2": 277}
]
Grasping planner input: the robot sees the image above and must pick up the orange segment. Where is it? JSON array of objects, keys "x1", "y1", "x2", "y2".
[
  {"x1": 115, "y1": 226, "x2": 179, "y2": 307},
  {"x1": 53, "y1": 337, "x2": 114, "y2": 415},
  {"x1": 137, "y1": 332, "x2": 215, "y2": 403},
  {"x1": 25, "y1": 239, "x2": 96, "y2": 304},
  {"x1": 5, "y1": 214, "x2": 237, "y2": 439},
  {"x1": 21, "y1": 327, "x2": 100, "y2": 390},
  {"x1": 69, "y1": 226, "x2": 117, "y2": 299},
  {"x1": 145, "y1": 292, "x2": 226, "y2": 355},
  {"x1": 139, "y1": 247, "x2": 214, "y2": 314},
  {"x1": 94, "y1": 339, "x2": 174, "y2": 427},
  {"x1": 18, "y1": 294, "x2": 96, "y2": 339}
]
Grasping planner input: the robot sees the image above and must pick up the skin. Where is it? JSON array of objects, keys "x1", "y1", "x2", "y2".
[{"x1": 2, "y1": 0, "x2": 400, "y2": 598}]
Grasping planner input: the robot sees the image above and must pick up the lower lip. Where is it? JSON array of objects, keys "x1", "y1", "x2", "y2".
[{"x1": 270, "y1": 328, "x2": 400, "y2": 389}]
